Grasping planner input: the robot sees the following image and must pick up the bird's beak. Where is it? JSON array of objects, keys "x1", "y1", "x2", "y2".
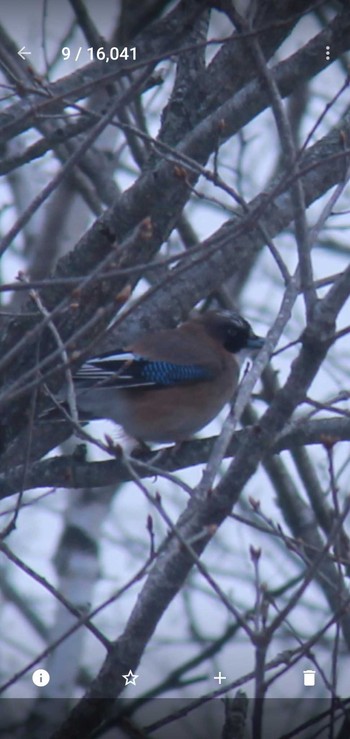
[{"x1": 247, "y1": 333, "x2": 264, "y2": 350}]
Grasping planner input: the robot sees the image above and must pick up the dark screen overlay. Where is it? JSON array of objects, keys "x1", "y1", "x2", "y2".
[{"x1": 0, "y1": 1, "x2": 349, "y2": 737}]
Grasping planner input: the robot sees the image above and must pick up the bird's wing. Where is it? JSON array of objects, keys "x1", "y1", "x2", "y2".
[{"x1": 74, "y1": 351, "x2": 214, "y2": 390}]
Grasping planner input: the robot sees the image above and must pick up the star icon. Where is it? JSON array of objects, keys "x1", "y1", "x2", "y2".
[{"x1": 122, "y1": 669, "x2": 139, "y2": 686}]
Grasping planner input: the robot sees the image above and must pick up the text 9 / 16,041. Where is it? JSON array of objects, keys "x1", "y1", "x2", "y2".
[{"x1": 61, "y1": 47, "x2": 137, "y2": 63}]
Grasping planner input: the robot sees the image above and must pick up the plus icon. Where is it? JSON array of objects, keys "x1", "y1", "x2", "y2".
[{"x1": 214, "y1": 671, "x2": 227, "y2": 685}]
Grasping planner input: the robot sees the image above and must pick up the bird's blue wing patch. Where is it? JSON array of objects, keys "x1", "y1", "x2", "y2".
[{"x1": 140, "y1": 359, "x2": 211, "y2": 385}]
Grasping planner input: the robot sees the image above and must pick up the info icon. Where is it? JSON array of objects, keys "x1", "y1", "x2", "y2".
[
  {"x1": 32, "y1": 669, "x2": 50, "y2": 687},
  {"x1": 303, "y1": 669, "x2": 316, "y2": 687}
]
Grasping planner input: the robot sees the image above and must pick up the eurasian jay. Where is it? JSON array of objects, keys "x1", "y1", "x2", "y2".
[{"x1": 71, "y1": 310, "x2": 264, "y2": 443}]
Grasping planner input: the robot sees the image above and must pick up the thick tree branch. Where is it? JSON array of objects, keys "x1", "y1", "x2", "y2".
[{"x1": 1, "y1": 416, "x2": 350, "y2": 500}]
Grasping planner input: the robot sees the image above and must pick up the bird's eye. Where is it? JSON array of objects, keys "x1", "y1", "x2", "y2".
[{"x1": 229, "y1": 325, "x2": 240, "y2": 337}]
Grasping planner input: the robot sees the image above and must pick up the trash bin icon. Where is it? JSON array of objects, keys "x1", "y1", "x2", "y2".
[{"x1": 303, "y1": 669, "x2": 316, "y2": 686}]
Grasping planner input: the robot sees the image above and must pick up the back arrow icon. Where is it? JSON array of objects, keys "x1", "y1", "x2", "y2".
[{"x1": 18, "y1": 47, "x2": 31, "y2": 60}]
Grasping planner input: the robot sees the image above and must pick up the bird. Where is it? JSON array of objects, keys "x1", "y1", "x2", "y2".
[{"x1": 69, "y1": 310, "x2": 264, "y2": 443}]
